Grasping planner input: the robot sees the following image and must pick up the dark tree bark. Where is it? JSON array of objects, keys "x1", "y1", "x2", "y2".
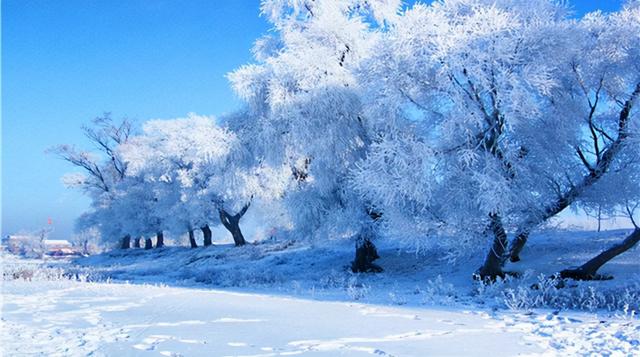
[
  {"x1": 508, "y1": 82, "x2": 640, "y2": 263},
  {"x1": 507, "y1": 196, "x2": 574, "y2": 263},
  {"x1": 507, "y1": 231, "x2": 529, "y2": 263},
  {"x1": 219, "y1": 202, "x2": 250, "y2": 247},
  {"x1": 560, "y1": 229, "x2": 640, "y2": 280},
  {"x1": 133, "y1": 237, "x2": 141, "y2": 248},
  {"x1": 351, "y1": 208, "x2": 385, "y2": 273},
  {"x1": 201, "y1": 225, "x2": 213, "y2": 246},
  {"x1": 120, "y1": 235, "x2": 131, "y2": 249},
  {"x1": 475, "y1": 214, "x2": 509, "y2": 281},
  {"x1": 144, "y1": 238, "x2": 153, "y2": 250},
  {"x1": 351, "y1": 237, "x2": 383, "y2": 273},
  {"x1": 188, "y1": 229, "x2": 198, "y2": 248},
  {"x1": 156, "y1": 231, "x2": 165, "y2": 248}
]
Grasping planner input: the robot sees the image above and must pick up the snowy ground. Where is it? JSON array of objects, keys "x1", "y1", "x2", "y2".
[
  {"x1": 2, "y1": 229, "x2": 639, "y2": 356},
  {"x1": 3, "y1": 278, "x2": 639, "y2": 356}
]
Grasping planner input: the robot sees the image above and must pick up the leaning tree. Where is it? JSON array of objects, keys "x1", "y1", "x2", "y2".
[
  {"x1": 561, "y1": 163, "x2": 640, "y2": 280},
  {"x1": 506, "y1": 3, "x2": 640, "y2": 264}
]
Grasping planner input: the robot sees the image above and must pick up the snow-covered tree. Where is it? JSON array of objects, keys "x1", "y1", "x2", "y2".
[
  {"x1": 118, "y1": 114, "x2": 238, "y2": 246},
  {"x1": 70, "y1": 227, "x2": 103, "y2": 255},
  {"x1": 560, "y1": 162, "x2": 640, "y2": 279},
  {"x1": 56, "y1": 1, "x2": 639, "y2": 285},
  {"x1": 353, "y1": 0, "x2": 577, "y2": 279},
  {"x1": 53, "y1": 114, "x2": 134, "y2": 248},
  {"x1": 119, "y1": 113, "x2": 289, "y2": 247},
  {"x1": 352, "y1": 0, "x2": 640, "y2": 280},
  {"x1": 229, "y1": 0, "x2": 400, "y2": 271},
  {"x1": 506, "y1": 3, "x2": 640, "y2": 264}
]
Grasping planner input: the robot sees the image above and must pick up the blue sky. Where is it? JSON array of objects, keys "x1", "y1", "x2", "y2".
[{"x1": 1, "y1": 0, "x2": 625, "y2": 240}]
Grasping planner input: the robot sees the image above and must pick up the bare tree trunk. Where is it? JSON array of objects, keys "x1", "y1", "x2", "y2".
[
  {"x1": 219, "y1": 203, "x2": 250, "y2": 247},
  {"x1": 201, "y1": 225, "x2": 212, "y2": 246},
  {"x1": 507, "y1": 230, "x2": 529, "y2": 263},
  {"x1": 188, "y1": 229, "x2": 198, "y2": 248},
  {"x1": 156, "y1": 231, "x2": 164, "y2": 248},
  {"x1": 144, "y1": 238, "x2": 153, "y2": 250},
  {"x1": 475, "y1": 214, "x2": 509, "y2": 281},
  {"x1": 120, "y1": 235, "x2": 131, "y2": 249},
  {"x1": 133, "y1": 237, "x2": 141, "y2": 248},
  {"x1": 351, "y1": 237, "x2": 383, "y2": 273},
  {"x1": 223, "y1": 215, "x2": 245, "y2": 246},
  {"x1": 560, "y1": 229, "x2": 640, "y2": 280}
]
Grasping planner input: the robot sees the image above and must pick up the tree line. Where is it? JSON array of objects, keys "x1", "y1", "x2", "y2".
[{"x1": 56, "y1": 0, "x2": 640, "y2": 282}]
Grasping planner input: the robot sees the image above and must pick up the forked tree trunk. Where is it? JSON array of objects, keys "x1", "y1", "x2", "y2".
[
  {"x1": 475, "y1": 214, "x2": 509, "y2": 281},
  {"x1": 560, "y1": 229, "x2": 640, "y2": 280},
  {"x1": 144, "y1": 238, "x2": 153, "y2": 250},
  {"x1": 188, "y1": 229, "x2": 198, "y2": 248},
  {"x1": 120, "y1": 235, "x2": 131, "y2": 249},
  {"x1": 219, "y1": 203, "x2": 250, "y2": 247},
  {"x1": 156, "y1": 231, "x2": 165, "y2": 248},
  {"x1": 351, "y1": 237, "x2": 383, "y2": 273},
  {"x1": 133, "y1": 237, "x2": 141, "y2": 248},
  {"x1": 201, "y1": 225, "x2": 213, "y2": 246}
]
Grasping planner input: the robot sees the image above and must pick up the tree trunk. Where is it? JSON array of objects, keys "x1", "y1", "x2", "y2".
[
  {"x1": 221, "y1": 216, "x2": 245, "y2": 247},
  {"x1": 507, "y1": 230, "x2": 529, "y2": 263},
  {"x1": 219, "y1": 203, "x2": 250, "y2": 247},
  {"x1": 120, "y1": 235, "x2": 131, "y2": 249},
  {"x1": 351, "y1": 237, "x2": 383, "y2": 273},
  {"x1": 156, "y1": 231, "x2": 165, "y2": 248},
  {"x1": 201, "y1": 225, "x2": 213, "y2": 246},
  {"x1": 475, "y1": 214, "x2": 509, "y2": 281},
  {"x1": 229, "y1": 223, "x2": 246, "y2": 247},
  {"x1": 188, "y1": 229, "x2": 198, "y2": 248},
  {"x1": 133, "y1": 237, "x2": 141, "y2": 248},
  {"x1": 560, "y1": 229, "x2": 640, "y2": 280},
  {"x1": 144, "y1": 238, "x2": 153, "y2": 250}
]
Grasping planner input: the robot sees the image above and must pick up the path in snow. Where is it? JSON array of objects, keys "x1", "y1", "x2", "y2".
[{"x1": 2, "y1": 280, "x2": 639, "y2": 356}]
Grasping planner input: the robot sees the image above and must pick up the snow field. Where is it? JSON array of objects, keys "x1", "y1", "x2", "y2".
[
  {"x1": 2, "y1": 229, "x2": 639, "y2": 356},
  {"x1": 5, "y1": 279, "x2": 637, "y2": 356}
]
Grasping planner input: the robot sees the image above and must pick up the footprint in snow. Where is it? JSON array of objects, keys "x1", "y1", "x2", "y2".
[{"x1": 133, "y1": 334, "x2": 171, "y2": 351}]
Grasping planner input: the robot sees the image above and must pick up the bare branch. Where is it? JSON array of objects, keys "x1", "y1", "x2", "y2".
[{"x1": 575, "y1": 146, "x2": 595, "y2": 174}]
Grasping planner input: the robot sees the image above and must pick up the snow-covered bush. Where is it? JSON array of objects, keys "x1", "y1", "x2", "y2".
[
  {"x1": 388, "y1": 291, "x2": 408, "y2": 306},
  {"x1": 473, "y1": 272, "x2": 640, "y2": 313},
  {"x1": 420, "y1": 275, "x2": 458, "y2": 306},
  {"x1": 317, "y1": 269, "x2": 351, "y2": 290},
  {"x1": 346, "y1": 276, "x2": 370, "y2": 301},
  {"x1": 1, "y1": 253, "x2": 97, "y2": 282}
]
